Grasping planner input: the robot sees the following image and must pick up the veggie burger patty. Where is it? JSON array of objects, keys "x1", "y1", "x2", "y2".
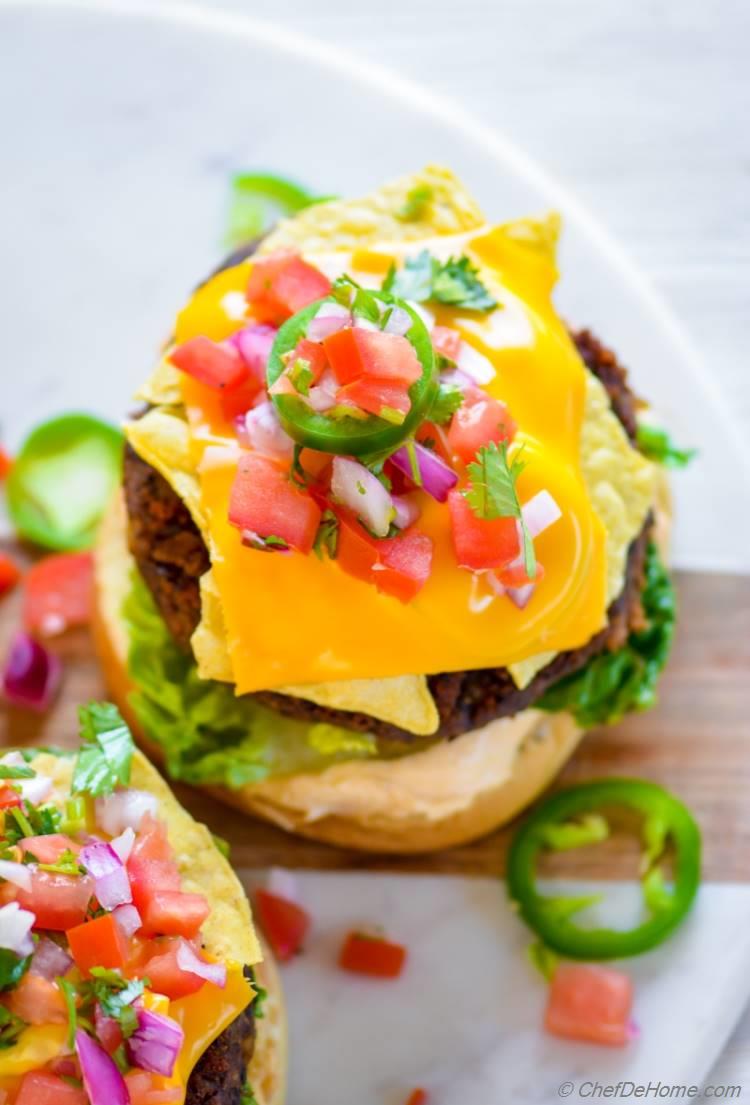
[
  {"x1": 187, "y1": 996, "x2": 255, "y2": 1105},
  {"x1": 124, "y1": 311, "x2": 650, "y2": 744}
]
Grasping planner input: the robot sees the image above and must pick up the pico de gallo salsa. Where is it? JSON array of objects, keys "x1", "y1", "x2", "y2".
[
  {"x1": 168, "y1": 249, "x2": 563, "y2": 607},
  {"x1": 0, "y1": 704, "x2": 255, "y2": 1105}
]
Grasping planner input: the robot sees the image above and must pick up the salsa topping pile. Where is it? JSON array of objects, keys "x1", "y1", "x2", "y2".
[
  {"x1": 169, "y1": 249, "x2": 563, "y2": 607},
  {"x1": 0, "y1": 705, "x2": 239, "y2": 1105}
]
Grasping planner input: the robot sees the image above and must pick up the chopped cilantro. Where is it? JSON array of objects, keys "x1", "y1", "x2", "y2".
[
  {"x1": 396, "y1": 184, "x2": 434, "y2": 222},
  {"x1": 81, "y1": 969, "x2": 147, "y2": 1040},
  {"x1": 464, "y1": 442, "x2": 535, "y2": 578},
  {"x1": 39, "y1": 849, "x2": 85, "y2": 877},
  {"x1": 0, "y1": 950, "x2": 30, "y2": 993},
  {"x1": 383, "y1": 250, "x2": 496, "y2": 311},
  {"x1": 61, "y1": 796, "x2": 86, "y2": 836},
  {"x1": 72, "y1": 702, "x2": 134, "y2": 797},
  {"x1": 312, "y1": 510, "x2": 339, "y2": 561},
  {"x1": 252, "y1": 983, "x2": 268, "y2": 1020},
  {"x1": 4, "y1": 807, "x2": 34, "y2": 841},
  {"x1": 0, "y1": 765, "x2": 35, "y2": 780},
  {"x1": 404, "y1": 439, "x2": 421, "y2": 486},
  {"x1": 289, "y1": 358, "x2": 314, "y2": 396},
  {"x1": 429, "y1": 382, "x2": 463, "y2": 425},
  {"x1": 636, "y1": 424, "x2": 696, "y2": 468},
  {"x1": 0, "y1": 1005, "x2": 26, "y2": 1050},
  {"x1": 57, "y1": 976, "x2": 78, "y2": 1050},
  {"x1": 331, "y1": 275, "x2": 383, "y2": 325},
  {"x1": 244, "y1": 533, "x2": 289, "y2": 552}
]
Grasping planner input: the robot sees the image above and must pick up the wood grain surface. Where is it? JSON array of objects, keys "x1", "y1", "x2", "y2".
[{"x1": 1, "y1": 541, "x2": 748, "y2": 881}]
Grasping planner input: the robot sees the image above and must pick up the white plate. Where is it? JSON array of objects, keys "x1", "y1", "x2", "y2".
[{"x1": 0, "y1": 0, "x2": 748, "y2": 572}]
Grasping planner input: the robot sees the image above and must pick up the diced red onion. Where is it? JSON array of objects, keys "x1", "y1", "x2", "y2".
[
  {"x1": 439, "y1": 367, "x2": 475, "y2": 392},
  {"x1": 392, "y1": 495, "x2": 421, "y2": 530},
  {"x1": 76, "y1": 1028, "x2": 129, "y2": 1105},
  {"x1": 390, "y1": 443, "x2": 458, "y2": 502},
  {"x1": 352, "y1": 316, "x2": 378, "y2": 332},
  {"x1": 80, "y1": 841, "x2": 132, "y2": 910},
  {"x1": 486, "y1": 573, "x2": 506, "y2": 597},
  {"x1": 506, "y1": 582, "x2": 536, "y2": 609},
  {"x1": 383, "y1": 305, "x2": 412, "y2": 336},
  {"x1": 242, "y1": 401, "x2": 294, "y2": 459},
  {"x1": 229, "y1": 323, "x2": 277, "y2": 381},
  {"x1": 306, "y1": 303, "x2": 350, "y2": 342},
  {"x1": 113, "y1": 903, "x2": 142, "y2": 939},
  {"x1": 521, "y1": 490, "x2": 562, "y2": 538},
  {"x1": 30, "y1": 935, "x2": 73, "y2": 979},
  {"x1": 175, "y1": 939, "x2": 227, "y2": 989},
  {"x1": 16, "y1": 774, "x2": 54, "y2": 805},
  {"x1": 127, "y1": 1007, "x2": 185, "y2": 1078},
  {"x1": 457, "y1": 341, "x2": 495, "y2": 385},
  {"x1": 628, "y1": 1018, "x2": 641, "y2": 1041},
  {"x1": 0, "y1": 902, "x2": 35, "y2": 956},
  {"x1": 0, "y1": 860, "x2": 32, "y2": 893},
  {"x1": 110, "y1": 827, "x2": 135, "y2": 863},
  {"x1": 307, "y1": 368, "x2": 339, "y2": 413},
  {"x1": 331, "y1": 458, "x2": 394, "y2": 538},
  {"x1": 267, "y1": 867, "x2": 299, "y2": 903},
  {"x1": 1, "y1": 633, "x2": 61, "y2": 712},
  {"x1": 95, "y1": 790, "x2": 158, "y2": 836}
]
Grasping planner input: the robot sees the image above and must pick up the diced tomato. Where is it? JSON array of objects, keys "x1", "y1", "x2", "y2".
[
  {"x1": 15, "y1": 1071, "x2": 88, "y2": 1105},
  {"x1": 298, "y1": 448, "x2": 331, "y2": 481},
  {"x1": 255, "y1": 889, "x2": 310, "y2": 963},
  {"x1": 545, "y1": 964, "x2": 634, "y2": 1047},
  {"x1": 170, "y1": 335, "x2": 248, "y2": 391},
  {"x1": 95, "y1": 1003, "x2": 124, "y2": 1053},
  {"x1": 324, "y1": 328, "x2": 422, "y2": 387},
  {"x1": 431, "y1": 325, "x2": 462, "y2": 360},
  {"x1": 0, "y1": 786, "x2": 21, "y2": 810},
  {"x1": 7, "y1": 972, "x2": 68, "y2": 1025},
  {"x1": 447, "y1": 392, "x2": 517, "y2": 465},
  {"x1": 23, "y1": 552, "x2": 93, "y2": 637},
  {"x1": 338, "y1": 932, "x2": 407, "y2": 978},
  {"x1": 16, "y1": 870, "x2": 93, "y2": 931},
  {"x1": 336, "y1": 513, "x2": 381, "y2": 580},
  {"x1": 140, "y1": 890, "x2": 211, "y2": 939},
  {"x1": 247, "y1": 252, "x2": 332, "y2": 324},
  {"x1": 292, "y1": 338, "x2": 329, "y2": 384},
  {"x1": 416, "y1": 420, "x2": 451, "y2": 464},
  {"x1": 374, "y1": 531, "x2": 433, "y2": 602},
  {"x1": 19, "y1": 834, "x2": 80, "y2": 864},
  {"x1": 229, "y1": 453, "x2": 321, "y2": 554},
  {"x1": 496, "y1": 561, "x2": 545, "y2": 588},
  {"x1": 405, "y1": 1091, "x2": 429, "y2": 1105},
  {"x1": 136, "y1": 938, "x2": 206, "y2": 1000},
  {"x1": 0, "y1": 446, "x2": 12, "y2": 481},
  {"x1": 0, "y1": 553, "x2": 21, "y2": 599},
  {"x1": 337, "y1": 378, "x2": 411, "y2": 421},
  {"x1": 219, "y1": 374, "x2": 264, "y2": 422},
  {"x1": 129, "y1": 814, "x2": 174, "y2": 865},
  {"x1": 125, "y1": 1070, "x2": 182, "y2": 1104},
  {"x1": 67, "y1": 912, "x2": 130, "y2": 973},
  {"x1": 448, "y1": 490, "x2": 520, "y2": 571}
]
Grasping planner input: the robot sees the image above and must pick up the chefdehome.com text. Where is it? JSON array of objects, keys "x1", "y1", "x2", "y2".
[{"x1": 556, "y1": 1081, "x2": 742, "y2": 1099}]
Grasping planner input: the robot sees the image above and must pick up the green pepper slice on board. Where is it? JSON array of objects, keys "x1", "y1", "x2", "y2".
[
  {"x1": 506, "y1": 779, "x2": 701, "y2": 960},
  {"x1": 267, "y1": 295, "x2": 437, "y2": 457},
  {"x1": 227, "y1": 172, "x2": 333, "y2": 245},
  {"x1": 6, "y1": 413, "x2": 123, "y2": 551}
]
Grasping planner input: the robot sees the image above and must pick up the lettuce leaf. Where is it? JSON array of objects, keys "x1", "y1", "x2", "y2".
[
  {"x1": 124, "y1": 573, "x2": 379, "y2": 789},
  {"x1": 538, "y1": 543, "x2": 675, "y2": 727}
]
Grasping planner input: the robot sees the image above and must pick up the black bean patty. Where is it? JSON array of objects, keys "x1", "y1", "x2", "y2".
[
  {"x1": 123, "y1": 321, "x2": 649, "y2": 743},
  {"x1": 185, "y1": 982, "x2": 255, "y2": 1105}
]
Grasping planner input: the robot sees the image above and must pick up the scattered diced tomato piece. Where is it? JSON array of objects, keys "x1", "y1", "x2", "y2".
[
  {"x1": 448, "y1": 490, "x2": 520, "y2": 571},
  {"x1": 8, "y1": 972, "x2": 68, "y2": 1025},
  {"x1": 16, "y1": 1071, "x2": 88, "y2": 1105},
  {"x1": 247, "y1": 252, "x2": 332, "y2": 324},
  {"x1": 140, "y1": 890, "x2": 211, "y2": 939},
  {"x1": 170, "y1": 335, "x2": 249, "y2": 391},
  {"x1": 17, "y1": 870, "x2": 93, "y2": 930},
  {"x1": 324, "y1": 328, "x2": 421, "y2": 388},
  {"x1": 229, "y1": 453, "x2": 321, "y2": 554},
  {"x1": 255, "y1": 888, "x2": 310, "y2": 963},
  {"x1": 0, "y1": 553, "x2": 21, "y2": 599},
  {"x1": 136, "y1": 938, "x2": 206, "y2": 1000},
  {"x1": 23, "y1": 552, "x2": 93, "y2": 637},
  {"x1": 337, "y1": 378, "x2": 411, "y2": 421},
  {"x1": 67, "y1": 912, "x2": 130, "y2": 973},
  {"x1": 0, "y1": 446, "x2": 12, "y2": 481},
  {"x1": 375, "y1": 531, "x2": 433, "y2": 602},
  {"x1": 292, "y1": 338, "x2": 329, "y2": 383},
  {"x1": 405, "y1": 1091, "x2": 429, "y2": 1105},
  {"x1": 431, "y1": 325, "x2": 462, "y2": 360},
  {"x1": 125, "y1": 1070, "x2": 182, "y2": 1105},
  {"x1": 545, "y1": 964, "x2": 634, "y2": 1047},
  {"x1": 338, "y1": 932, "x2": 407, "y2": 978},
  {"x1": 19, "y1": 833, "x2": 80, "y2": 864},
  {"x1": 0, "y1": 786, "x2": 21, "y2": 809},
  {"x1": 447, "y1": 392, "x2": 517, "y2": 465}
]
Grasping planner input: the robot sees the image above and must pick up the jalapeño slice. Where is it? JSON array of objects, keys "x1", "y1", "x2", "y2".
[{"x1": 266, "y1": 294, "x2": 437, "y2": 456}]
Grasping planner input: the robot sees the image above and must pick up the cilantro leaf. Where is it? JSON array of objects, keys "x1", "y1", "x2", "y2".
[
  {"x1": 38, "y1": 849, "x2": 85, "y2": 876},
  {"x1": 383, "y1": 251, "x2": 496, "y2": 311},
  {"x1": 396, "y1": 184, "x2": 434, "y2": 222},
  {"x1": 82, "y1": 969, "x2": 147, "y2": 1040},
  {"x1": 429, "y1": 382, "x2": 463, "y2": 425},
  {"x1": 57, "y1": 976, "x2": 78, "y2": 1050},
  {"x1": 0, "y1": 765, "x2": 35, "y2": 780},
  {"x1": 312, "y1": 510, "x2": 339, "y2": 561},
  {"x1": 72, "y1": 703, "x2": 134, "y2": 797},
  {"x1": 0, "y1": 950, "x2": 31, "y2": 992},
  {"x1": 464, "y1": 442, "x2": 536, "y2": 578},
  {"x1": 0, "y1": 1005, "x2": 26, "y2": 1049},
  {"x1": 636, "y1": 424, "x2": 696, "y2": 468}
]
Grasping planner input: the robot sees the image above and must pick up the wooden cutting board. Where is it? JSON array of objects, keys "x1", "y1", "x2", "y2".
[{"x1": 1, "y1": 540, "x2": 748, "y2": 881}]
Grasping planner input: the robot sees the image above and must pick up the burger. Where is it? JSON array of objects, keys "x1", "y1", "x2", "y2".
[
  {"x1": 93, "y1": 166, "x2": 675, "y2": 853},
  {"x1": 0, "y1": 705, "x2": 285, "y2": 1103}
]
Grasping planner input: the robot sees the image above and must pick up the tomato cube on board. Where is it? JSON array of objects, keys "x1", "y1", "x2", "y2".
[
  {"x1": 23, "y1": 552, "x2": 93, "y2": 636},
  {"x1": 255, "y1": 888, "x2": 310, "y2": 963},
  {"x1": 338, "y1": 932, "x2": 407, "y2": 978},
  {"x1": 0, "y1": 553, "x2": 21, "y2": 599},
  {"x1": 545, "y1": 964, "x2": 634, "y2": 1047}
]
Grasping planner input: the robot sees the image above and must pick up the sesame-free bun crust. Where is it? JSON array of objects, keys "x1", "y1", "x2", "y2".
[{"x1": 93, "y1": 492, "x2": 669, "y2": 854}]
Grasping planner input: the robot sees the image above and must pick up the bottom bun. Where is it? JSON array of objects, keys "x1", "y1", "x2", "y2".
[
  {"x1": 93, "y1": 494, "x2": 586, "y2": 853},
  {"x1": 250, "y1": 935, "x2": 287, "y2": 1105}
]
